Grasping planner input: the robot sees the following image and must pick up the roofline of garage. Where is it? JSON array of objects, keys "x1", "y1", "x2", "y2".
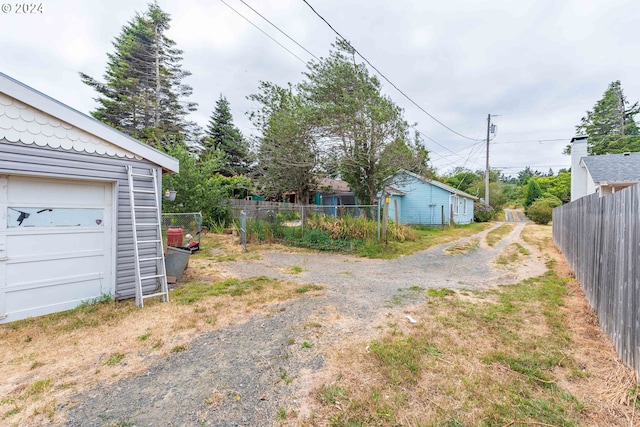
[{"x1": 0, "y1": 72, "x2": 179, "y2": 174}]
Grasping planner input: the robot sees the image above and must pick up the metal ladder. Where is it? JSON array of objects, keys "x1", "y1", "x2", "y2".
[{"x1": 126, "y1": 165, "x2": 169, "y2": 307}]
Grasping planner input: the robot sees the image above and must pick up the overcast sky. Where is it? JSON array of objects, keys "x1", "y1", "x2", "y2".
[{"x1": 2, "y1": 0, "x2": 639, "y2": 176}]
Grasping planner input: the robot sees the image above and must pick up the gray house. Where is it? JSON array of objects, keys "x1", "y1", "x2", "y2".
[
  {"x1": 570, "y1": 136, "x2": 640, "y2": 200},
  {"x1": 0, "y1": 72, "x2": 178, "y2": 323}
]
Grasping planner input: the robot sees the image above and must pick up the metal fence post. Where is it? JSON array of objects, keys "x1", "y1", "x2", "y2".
[
  {"x1": 240, "y1": 210, "x2": 247, "y2": 251},
  {"x1": 301, "y1": 205, "x2": 304, "y2": 237}
]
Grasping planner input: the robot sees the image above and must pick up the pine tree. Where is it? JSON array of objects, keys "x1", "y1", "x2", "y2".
[
  {"x1": 300, "y1": 39, "x2": 424, "y2": 205},
  {"x1": 203, "y1": 95, "x2": 249, "y2": 176},
  {"x1": 80, "y1": 2, "x2": 197, "y2": 147},
  {"x1": 565, "y1": 81, "x2": 640, "y2": 155},
  {"x1": 525, "y1": 179, "x2": 542, "y2": 209},
  {"x1": 248, "y1": 82, "x2": 317, "y2": 203}
]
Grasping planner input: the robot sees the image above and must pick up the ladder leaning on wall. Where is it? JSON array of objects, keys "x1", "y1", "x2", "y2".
[{"x1": 126, "y1": 165, "x2": 169, "y2": 307}]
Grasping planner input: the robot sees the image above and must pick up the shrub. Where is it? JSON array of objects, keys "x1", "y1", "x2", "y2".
[
  {"x1": 474, "y1": 202, "x2": 494, "y2": 222},
  {"x1": 527, "y1": 199, "x2": 553, "y2": 224},
  {"x1": 538, "y1": 195, "x2": 562, "y2": 209}
]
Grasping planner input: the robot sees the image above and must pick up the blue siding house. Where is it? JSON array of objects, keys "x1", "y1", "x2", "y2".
[{"x1": 386, "y1": 170, "x2": 477, "y2": 225}]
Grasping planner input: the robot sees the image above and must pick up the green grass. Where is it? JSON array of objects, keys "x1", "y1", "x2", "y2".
[
  {"x1": 318, "y1": 384, "x2": 349, "y2": 405},
  {"x1": 302, "y1": 341, "x2": 313, "y2": 349},
  {"x1": 311, "y1": 266, "x2": 585, "y2": 426},
  {"x1": 287, "y1": 265, "x2": 304, "y2": 274},
  {"x1": 171, "y1": 344, "x2": 188, "y2": 353},
  {"x1": 104, "y1": 353, "x2": 125, "y2": 366},
  {"x1": 427, "y1": 288, "x2": 455, "y2": 297},
  {"x1": 24, "y1": 379, "x2": 52, "y2": 398},
  {"x1": 172, "y1": 276, "x2": 276, "y2": 304},
  {"x1": 369, "y1": 336, "x2": 441, "y2": 385},
  {"x1": 486, "y1": 223, "x2": 515, "y2": 247},
  {"x1": 281, "y1": 219, "x2": 493, "y2": 260},
  {"x1": 496, "y1": 243, "x2": 531, "y2": 265},
  {"x1": 278, "y1": 367, "x2": 295, "y2": 385},
  {"x1": 295, "y1": 284, "x2": 323, "y2": 294}
]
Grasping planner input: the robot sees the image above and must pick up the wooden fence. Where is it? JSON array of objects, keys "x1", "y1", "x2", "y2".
[{"x1": 552, "y1": 184, "x2": 639, "y2": 377}]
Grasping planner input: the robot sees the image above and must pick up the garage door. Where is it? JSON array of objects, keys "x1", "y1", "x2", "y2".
[{"x1": 0, "y1": 176, "x2": 113, "y2": 323}]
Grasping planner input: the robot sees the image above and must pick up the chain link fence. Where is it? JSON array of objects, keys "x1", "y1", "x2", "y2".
[
  {"x1": 226, "y1": 201, "x2": 380, "y2": 245},
  {"x1": 161, "y1": 212, "x2": 203, "y2": 247}
]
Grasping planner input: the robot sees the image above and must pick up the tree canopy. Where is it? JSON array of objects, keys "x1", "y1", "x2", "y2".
[
  {"x1": 80, "y1": 2, "x2": 197, "y2": 147},
  {"x1": 248, "y1": 82, "x2": 318, "y2": 203},
  {"x1": 203, "y1": 95, "x2": 250, "y2": 176},
  {"x1": 565, "y1": 81, "x2": 640, "y2": 155},
  {"x1": 299, "y1": 39, "x2": 428, "y2": 205}
]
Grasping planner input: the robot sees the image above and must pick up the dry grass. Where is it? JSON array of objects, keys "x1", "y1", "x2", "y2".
[
  {"x1": 444, "y1": 238, "x2": 480, "y2": 255},
  {"x1": 495, "y1": 242, "x2": 531, "y2": 265},
  {"x1": 486, "y1": 223, "x2": 516, "y2": 247},
  {"x1": 292, "y1": 227, "x2": 639, "y2": 427},
  {"x1": 0, "y1": 233, "x2": 322, "y2": 427}
]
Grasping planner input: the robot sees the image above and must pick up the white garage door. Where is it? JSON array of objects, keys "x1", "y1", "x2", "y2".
[{"x1": 0, "y1": 176, "x2": 114, "y2": 323}]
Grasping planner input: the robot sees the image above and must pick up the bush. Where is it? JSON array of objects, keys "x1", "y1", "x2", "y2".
[
  {"x1": 474, "y1": 202, "x2": 494, "y2": 222},
  {"x1": 527, "y1": 200, "x2": 553, "y2": 225},
  {"x1": 538, "y1": 195, "x2": 562, "y2": 209}
]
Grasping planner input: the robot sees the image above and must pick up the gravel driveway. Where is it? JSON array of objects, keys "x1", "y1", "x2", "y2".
[{"x1": 63, "y1": 222, "x2": 545, "y2": 427}]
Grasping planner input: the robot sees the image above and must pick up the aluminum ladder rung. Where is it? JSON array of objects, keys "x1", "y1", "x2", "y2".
[
  {"x1": 142, "y1": 291, "x2": 168, "y2": 299},
  {"x1": 140, "y1": 274, "x2": 164, "y2": 281},
  {"x1": 126, "y1": 164, "x2": 169, "y2": 308}
]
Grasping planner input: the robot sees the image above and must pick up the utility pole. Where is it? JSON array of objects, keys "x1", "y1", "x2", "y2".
[{"x1": 485, "y1": 113, "x2": 491, "y2": 206}]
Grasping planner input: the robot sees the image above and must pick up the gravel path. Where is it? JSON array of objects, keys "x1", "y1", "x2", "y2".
[{"x1": 63, "y1": 222, "x2": 546, "y2": 427}]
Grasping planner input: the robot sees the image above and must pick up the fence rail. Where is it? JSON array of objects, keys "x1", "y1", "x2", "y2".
[{"x1": 552, "y1": 185, "x2": 639, "y2": 377}]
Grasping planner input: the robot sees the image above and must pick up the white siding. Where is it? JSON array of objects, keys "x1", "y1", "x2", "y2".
[{"x1": 0, "y1": 140, "x2": 163, "y2": 301}]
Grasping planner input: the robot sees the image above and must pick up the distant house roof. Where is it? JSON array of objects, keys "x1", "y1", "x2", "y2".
[
  {"x1": 391, "y1": 169, "x2": 479, "y2": 200},
  {"x1": 0, "y1": 72, "x2": 178, "y2": 173},
  {"x1": 581, "y1": 152, "x2": 640, "y2": 184},
  {"x1": 385, "y1": 185, "x2": 406, "y2": 196},
  {"x1": 318, "y1": 177, "x2": 351, "y2": 193}
]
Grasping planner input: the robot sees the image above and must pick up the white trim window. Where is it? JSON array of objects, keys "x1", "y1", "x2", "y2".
[{"x1": 452, "y1": 195, "x2": 459, "y2": 214}]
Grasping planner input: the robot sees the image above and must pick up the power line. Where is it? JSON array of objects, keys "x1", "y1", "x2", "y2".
[
  {"x1": 238, "y1": 0, "x2": 320, "y2": 61},
  {"x1": 219, "y1": 0, "x2": 308, "y2": 65},
  {"x1": 493, "y1": 138, "x2": 567, "y2": 145},
  {"x1": 301, "y1": 0, "x2": 482, "y2": 142},
  {"x1": 495, "y1": 164, "x2": 570, "y2": 169}
]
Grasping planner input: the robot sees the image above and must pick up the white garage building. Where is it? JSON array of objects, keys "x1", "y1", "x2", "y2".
[{"x1": 0, "y1": 72, "x2": 179, "y2": 323}]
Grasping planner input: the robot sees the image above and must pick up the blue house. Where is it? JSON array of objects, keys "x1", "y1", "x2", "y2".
[{"x1": 386, "y1": 170, "x2": 477, "y2": 225}]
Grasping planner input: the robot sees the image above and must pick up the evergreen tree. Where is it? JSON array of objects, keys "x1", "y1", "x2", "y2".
[
  {"x1": 203, "y1": 95, "x2": 249, "y2": 176},
  {"x1": 565, "y1": 81, "x2": 640, "y2": 155},
  {"x1": 248, "y1": 82, "x2": 317, "y2": 203},
  {"x1": 524, "y1": 179, "x2": 543, "y2": 208},
  {"x1": 80, "y1": 2, "x2": 197, "y2": 147},
  {"x1": 300, "y1": 39, "x2": 425, "y2": 206}
]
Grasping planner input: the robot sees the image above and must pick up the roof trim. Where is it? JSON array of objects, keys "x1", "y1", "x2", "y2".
[
  {"x1": 391, "y1": 169, "x2": 479, "y2": 200},
  {"x1": 0, "y1": 72, "x2": 178, "y2": 173}
]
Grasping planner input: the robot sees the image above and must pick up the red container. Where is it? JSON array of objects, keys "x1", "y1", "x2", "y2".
[{"x1": 167, "y1": 227, "x2": 183, "y2": 247}]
